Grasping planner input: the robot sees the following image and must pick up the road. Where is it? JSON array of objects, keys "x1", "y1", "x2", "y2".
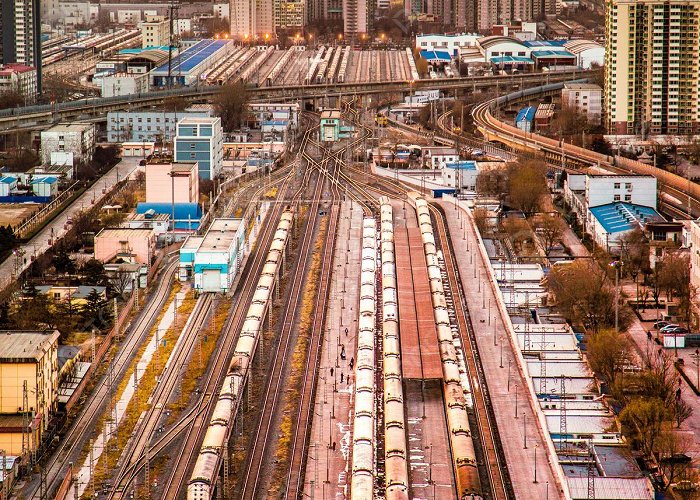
[{"x1": 0, "y1": 158, "x2": 140, "y2": 294}]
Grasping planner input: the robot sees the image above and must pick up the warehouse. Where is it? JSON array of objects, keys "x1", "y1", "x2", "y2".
[
  {"x1": 193, "y1": 218, "x2": 246, "y2": 293},
  {"x1": 150, "y1": 39, "x2": 233, "y2": 87}
]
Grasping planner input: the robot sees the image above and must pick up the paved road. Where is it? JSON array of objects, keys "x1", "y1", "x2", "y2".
[{"x1": 0, "y1": 158, "x2": 140, "y2": 293}]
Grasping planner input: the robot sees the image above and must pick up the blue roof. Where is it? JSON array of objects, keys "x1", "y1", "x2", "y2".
[
  {"x1": 531, "y1": 49, "x2": 575, "y2": 59},
  {"x1": 589, "y1": 202, "x2": 663, "y2": 234},
  {"x1": 522, "y1": 40, "x2": 567, "y2": 48},
  {"x1": 491, "y1": 55, "x2": 534, "y2": 64},
  {"x1": 152, "y1": 39, "x2": 229, "y2": 75},
  {"x1": 262, "y1": 120, "x2": 288, "y2": 126},
  {"x1": 136, "y1": 202, "x2": 202, "y2": 230},
  {"x1": 516, "y1": 106, "x2": 536, "y2": 123},
  {"x1": 0, "y1": 176, "x2": 17, "y2": 184},
  {"x1": 30, "y1": 176, "x2": 58, "y2": 184},
  {"x1": 419, "y1": 50, "x2": 452, "y2": 62},
  {"x1": 445, "y1": 161, "x2": 477, "y2": 170}
]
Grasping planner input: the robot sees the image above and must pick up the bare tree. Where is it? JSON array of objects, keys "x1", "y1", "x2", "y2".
[
  {"x1": 108, "y1": 270, "x2": 133, "y2": 297},
  {"x1": 507, "y1": 160, "x2": 548, "y2": 215},
  {"x1": 586, "y1": 328, "x2": 633, "y2": 385},
  {"x1": 535, "y1": 214, "x2": 564, "y2": 255}
]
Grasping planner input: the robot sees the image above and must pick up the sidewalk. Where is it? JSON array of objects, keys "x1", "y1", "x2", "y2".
[
  {"x1": 0, "y1": 158, "x2": 140, "y2": 294},
  {"x1": 621, "y1": 282, "x2": 700, "y2": 463},
  {"x1": 438, "y1": 199, "x2": 565, "y2": 499},
  {"x1": 303, "y1": 200, "x2": 362, "y2": 499}
]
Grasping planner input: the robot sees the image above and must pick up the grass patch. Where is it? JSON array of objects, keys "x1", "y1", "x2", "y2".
[
  {"x1": 267, "y1": 216, "x2": 327, "y2": 496},
  {"x1": 79, "y1": 281, "x2": 195, "y2": 498}
]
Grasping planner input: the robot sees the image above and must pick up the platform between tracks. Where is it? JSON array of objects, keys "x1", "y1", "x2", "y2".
[{"x1": 438, "y1": 197, "x2": 565, "y2": 499}]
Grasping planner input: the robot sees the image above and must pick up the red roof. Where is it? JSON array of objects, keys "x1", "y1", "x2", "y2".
[{"x1": 0, "y1": 64, "x2": 35, "y2": 75}]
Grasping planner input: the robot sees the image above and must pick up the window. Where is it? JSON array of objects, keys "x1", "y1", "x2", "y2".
[
  {"x1": 625, "y1": 182, "x2": 632, "y2": 189},
  {"x1": 624, "y1": 194, "x2": 631, "y2": 201},
  {"x1": 190, "y1": 152, "x2": 196, "y2": 159},
  {"x1": 190, "y1": 143, "x2": 195, "y2": 149},
  {"x1": 614, "y1": 194, "x2": 621, "y2": 201}
]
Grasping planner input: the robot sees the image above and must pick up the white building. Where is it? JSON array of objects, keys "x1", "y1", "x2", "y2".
[
  {"x1": 415, "y1": 33, "x2": 481, "y2": 57},
  {"x1": 442, "y1": 161, "x2": 478, "y2": 191},
  {"x1": 101, "y1": 72, "x2": 149, "y2": 97},
  {"x1": 40, "y1": 122, "x2": 96, "y2": 166},
  {"x1": 477, "y1": 35, "x2": 531, "y2": 61},
  {"x1": 107, "y1": 106, "x2": 214, "y2": 143},
  {"x1": 191, "y1": 218, "x2": 246, "y2": 293},
  {"x1": 588, "y1": 202, "x2": 664, "y2": 252},
  {"x1": 115, "y1": 9, "x2": 142, "y2": 24},
  {"x1": 174, "y1": 117, "x2": 224, "y2": 180},
  {"x1": 175, "y1": 18, "x2": 192, "y2": 35},
  {"x1": 562, "y1": 83, "x2": 602, "y2": 126},
  {"x1": 0, "y1": 64, "x2": 37, "y2": 102},
  {"x1": 425, "y1": 148, "x2": 459, "y2": 169},
  {"x1": 563, "y1": 39, "x2": 605, "y2": 69},
  {"x1": 585, "y1": 174, "x2": 657, "y2": 210},
  {"x1": 141, "y1": 14, "x2": 169, "y2": 47},
  {"x1": 30, "y1": 176, "x2": 59, "y2": 198}
]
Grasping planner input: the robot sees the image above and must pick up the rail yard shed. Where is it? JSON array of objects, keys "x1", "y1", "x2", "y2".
[{"x1": 192, "y1": 218, "x2": 245, "y2": 293}]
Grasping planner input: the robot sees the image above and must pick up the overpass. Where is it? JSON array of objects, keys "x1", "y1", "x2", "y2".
[
  {"x1": 471, "y1": 81, "x2": 700, "y2": 218},
  {"x1": 0, "y1": 69, "x2": 596, "y2": 134}
]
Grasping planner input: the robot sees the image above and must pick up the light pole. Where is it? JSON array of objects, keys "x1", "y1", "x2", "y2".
[
  {"x1": 514, "y1": 384, "x2": 518, "y2": 418},
  {"x1": 533, "y1": 445, "x2": 539, "y2": 483}
]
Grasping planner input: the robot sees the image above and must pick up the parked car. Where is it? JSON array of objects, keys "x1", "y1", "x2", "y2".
[
  {"x1": 666, "y1": 327, "x2": 689, "y2": 335},
  {"x1": 660, "y1": 324, "x2": 680, "y2": 333},
  {"x1": 654, "y1": 320, "x2": 671, "y2": 329}
]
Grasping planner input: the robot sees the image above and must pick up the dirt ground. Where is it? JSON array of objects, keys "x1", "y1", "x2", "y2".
[{"x1": 0, "y1": 203, "x2": 40, "y2": 227}]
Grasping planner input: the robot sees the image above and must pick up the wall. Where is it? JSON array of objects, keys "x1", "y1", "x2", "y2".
[
  {"x1": 94, "y1": 231, "x2": 154, "y2": 264},
  {"x1": 585, "y1": 175, "x2": 657, "y2": 209},
  {"x1": 145, "y1": 163, "x2": 198, "y2": 204}
]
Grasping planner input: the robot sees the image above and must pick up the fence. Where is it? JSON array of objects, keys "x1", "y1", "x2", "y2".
[{"x1": 13, "y1": 181, "x2": 80, "y2": 239}]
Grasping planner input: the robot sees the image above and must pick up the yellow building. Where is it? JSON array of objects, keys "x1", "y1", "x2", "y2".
[
  {"x1": 604, "y1": 0, "x2": 700, "y2": 136},
  {"x1": 0, "y1": 331, "x2": 60, "y2": 459}
]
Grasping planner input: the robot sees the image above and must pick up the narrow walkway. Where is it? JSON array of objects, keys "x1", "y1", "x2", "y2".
[
  {"x1": 438, "y1": 199, "x2": 565, "y2": 499},
  {"x1": 303, "y1": 200, "x2": 361, "y2": 499}
]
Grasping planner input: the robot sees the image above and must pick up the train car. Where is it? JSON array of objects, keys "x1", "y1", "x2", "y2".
[
  {"x1": 375, "y1": 113, "x2": 389, "y2": 127},
  {"x1": 188, "y1": 211, "x2": 294, "y2": 500}
]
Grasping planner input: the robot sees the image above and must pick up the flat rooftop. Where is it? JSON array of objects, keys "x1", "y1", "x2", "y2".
[
  {"x1": 320, "y1": 109, "x2": 341, "y2": 119},
  {"x1": 181, "y1": 236, "x2": 204, "y2": 251},
  {"x1": 0, "y1": 330, "x2": 60, "y2": 362},
  {"x1": 44, "y1": 122, "x2": 92, "y2": 133},
  {"x1": 153, "y1": 39, "x2": 229, "y2": 75},
  {"x1": 97, "y1": 228, "x2": 154, "y2": 239},
  {"x1": 199, "y1": 218, "x2": 242, "y2": 252}
]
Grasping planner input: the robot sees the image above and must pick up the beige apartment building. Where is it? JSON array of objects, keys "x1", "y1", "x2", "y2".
[
  {"x1": 604, "y1": 0, "x2": 700, "y2": 136},
  {"x1": 141, "y1": 15, "x2": 170, "y2": 48},
  {"x1": 0, "y1": 330, "x2": 60, "y2": 458}
]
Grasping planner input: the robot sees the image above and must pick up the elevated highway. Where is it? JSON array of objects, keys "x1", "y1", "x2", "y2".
[
  {"x1": 0, "y1": 69, "x2": 595, "y2": 134},
  {"x1": 471, "y1": 82, "x2": 700, "y2": 218}
]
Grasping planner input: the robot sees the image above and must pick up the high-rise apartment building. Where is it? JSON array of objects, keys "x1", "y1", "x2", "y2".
[
  {"x1": 1, "y1": 0, "x2": 41, "y2": 94},
  {"x1": 604, "y1": 0, "x2": 700, "y2": 135},
  {"x1": 274, "y1": 0, "x2": 304, "y2": 30},
  {"x1": 229, "y1": 0, "x2": 273, "y2": 38}
]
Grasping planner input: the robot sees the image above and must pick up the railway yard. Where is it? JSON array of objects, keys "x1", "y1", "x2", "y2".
[{"x1": 16, "y1": 64, "x2": 698, "y2": 500}]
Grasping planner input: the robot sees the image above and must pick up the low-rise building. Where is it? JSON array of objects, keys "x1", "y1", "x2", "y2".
[
  {"x1": 535, "y1": 103, "x2": 555, "y2": 131},
  {"x1": 0, "y1": 330, "x2": 60, "y2": 458},
  {"x1": 136, "y1": 202, "x2": 202, "y2": 232},
  {"x1": 192, "y1": 218, "x2": 245, "y2": 293},
  {"x1": 123, "y1": 210, "x2": 170, "y2": 235},
  {"x1": 320, "y1": 109, "x2": 342, "y2": 142},
  {"x1": 0, "y1": 176, "x2": 18, "y2": 197},
  {"x1": 644, "y1": 221, "x2": 684, "y2": 269},
  {"x1": 141, "y1": 14, "x2": 169, "y2": 48},
  {"x1": 415, "y1": 33, "x2": 480, "y2": 57},
  {"x1": 94, "y1": 227, "x2": 156, "y2": 265},
  {"x1": 442, "y1": 161, "x2": 478, "y2": 191},
  {"x1": 588, "y1": 202, "x2": 664, "y2": 252},
  {"x1": 145, "y1": 156, "x2": 199, "y2": 204},
  {"x1": 515, "y1": 106, "x2": 535, "y2": 133},
  {"x1": 0, "y1": 64, "x2": 37, "y2": 102},
  {"x1": 562, "y1": 83, "x2": 602, "y2": 126},
  {"x1": 425, "y1": 147, "x2": 459, "y2": 169},
  {"x1": 30, "y1": 176, "x2": 59, "y2": 199},
  {"x1": 585, "y1": 174, "x2": 657, "y2": 210},
  {"x1": 174, "y1": 117, "x2": 223, "y2": 180},
  {"x1": 33, "y1": 285, "x2": 107, "y2": 307},
  {"x1": 101, "y1": 72, "x2": 149, "y2": 97},
  {"x1": 40, "y1": 122, "x2": 96, "y2": 166}
]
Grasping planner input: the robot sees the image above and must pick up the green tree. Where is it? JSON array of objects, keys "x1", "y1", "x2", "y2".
[
  {"x1": 52, "y1": 243, "x2": 76, "y2": 274},
  {"x1": 81, "y1": 259, "x2": 106, "y2": 286},
  {"x1": 620, "y1": 398, "x2": 669, "y2": 456},
  {"x1": 80, "y1": 289, "x2": 112, "y2": 330}
]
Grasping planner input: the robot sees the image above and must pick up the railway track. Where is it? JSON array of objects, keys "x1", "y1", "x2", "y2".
[
  {"x1": 429, "y1": 203, "x2": 513, "y2": 500},
  {"x1": 159, "y1": 168, "x2": 301, "y2": 500},
  {"x1": 34, "y1": 259, "x2": 178, "y2": 500},
  {"x1": 341, "y1": 157, "x2": 514, "y2": 499},
  {"x1": 109, "y1": 293, "x2": 214, "y2": 498}
]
